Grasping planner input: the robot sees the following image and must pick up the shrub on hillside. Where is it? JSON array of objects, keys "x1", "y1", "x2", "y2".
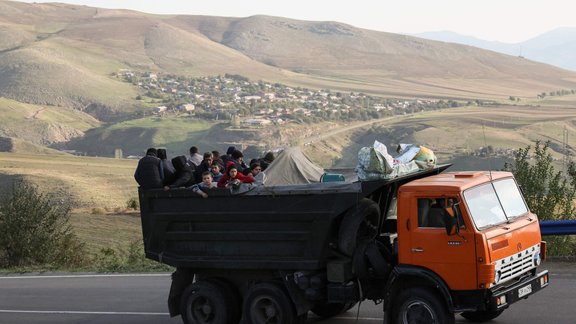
[
  {"x1": 503, "y1": 141, "x2": 576, "y2": 256},
  {"x1": 93, "y1": 241, "x2": 172, "y2": 272},
  {"x1": 0, "y1": 181, "x2": 87, "y2": 268},
  {"x1": 126, "y1": 197, "x2": 139, "y2": 210}
]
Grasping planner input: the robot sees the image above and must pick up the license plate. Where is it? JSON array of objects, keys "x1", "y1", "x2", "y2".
[{"x1": 518, "y1": 284, "x2": 532, "y2": 298}]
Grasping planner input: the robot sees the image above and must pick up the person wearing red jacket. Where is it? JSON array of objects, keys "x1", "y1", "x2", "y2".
[{"x1": 217, "y1": 162, "x2": 255, "y2": 188}]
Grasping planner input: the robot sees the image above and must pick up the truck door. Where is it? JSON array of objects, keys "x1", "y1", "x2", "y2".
[{"x1": 408, "y1": 196, "x2": 477, "y2": 290}]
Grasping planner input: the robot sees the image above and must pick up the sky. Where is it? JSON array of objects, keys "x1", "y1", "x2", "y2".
[{"x1": 16, "y1": 0, "x2": 576, "y2": 43}]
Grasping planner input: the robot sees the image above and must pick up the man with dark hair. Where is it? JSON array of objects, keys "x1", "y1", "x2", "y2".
[
  {"x1": 194, "y1": 152, "x2": 214, "y2": 183},
  {"x1": 231, "y1": 149, "x2": 247, "y2": 173},
  {"x1": 259, "y1": 152, "x2": 275, "y2": 171},
  {"x1": 134, "y1": 148, "x2": 163, "y2": 189},
  {"x1": 211, "y1": 150, "x2": 223, "y2": 168},
  {"x1": 221, "y1": 146, "x2": 236, "y2": 166},
  {"x1": 188, "y1": 146, "x2": 203, "y2": 167},
  {"x1": 164, "y1": 156, "x2": 196, "y2": 190}
]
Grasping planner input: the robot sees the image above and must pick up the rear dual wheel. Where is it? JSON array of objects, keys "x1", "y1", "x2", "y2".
[
  {"x1": 180, "y1": 279, "x2": 241, "y2": 324},
  {"x1": 243, "y1": 282, "x2": 307, "y2": 324}
]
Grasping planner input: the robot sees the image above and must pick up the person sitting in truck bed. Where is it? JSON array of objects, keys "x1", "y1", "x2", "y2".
[
  {"x1": 230, "y1": 149, "x2": 248, "y2": 174},
  {"x1": 156, "y1": 148, "x2": 175, "y2": 183},
  {"x1": 217, "y1": 162, "x2": 255, "y2": 189},
  {"x1": 190, "y1": 171, "x2": 217, "y2": 198},
  {"x1": 247, "y1": 161, "x2": 266, "y2": 185},
  {"x1": 210, "y1": 162, "x2": 223, "y2": 182},
  {"x1": 194, "y1": 152, "x2": 213, "y2": 183},
  {"x1": 258, "y1": 151, "x2": 275, "y2": 171},
  {"x1": 163, "y1": 155, "x2": 196, "y2": 190},
  {"x1": 134, "y1": 148, "x2": 163, "y2": 189}
]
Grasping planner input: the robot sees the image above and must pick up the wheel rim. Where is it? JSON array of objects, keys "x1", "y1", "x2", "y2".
[
  {"x1": 189, "y1": 296, "x2": 215, "y2": 324},
  {"x1": 403, "y1": 300, "x2": 436, "y2": 324},
  {"x1": 251, "y1": 295, "x2": 283, "y2": 323}
]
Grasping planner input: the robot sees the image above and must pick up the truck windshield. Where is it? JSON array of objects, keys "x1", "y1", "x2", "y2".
[{"x1": 463, "y1": 178, "x2": 529, "y2": 229}]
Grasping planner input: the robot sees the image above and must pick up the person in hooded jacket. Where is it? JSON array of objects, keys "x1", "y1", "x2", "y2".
[
  {"x1": 164, "y1": 155, "x2": 196, "y2": 190},
  {"x1": 221, "y1": 146, "x2": 236, "y2": 166},
  {"x1": 134, "y1": 148, "x2": 163, "y2": 189},
  {"x1": 217, "y1": 162, "x2": 255, "y2": 188},
  {"x1": 157, "y1": 148, "x2": 175, "y2": 183},
  {"x1": 258, "y1": 151, "x2": 275, "y2": 171}
]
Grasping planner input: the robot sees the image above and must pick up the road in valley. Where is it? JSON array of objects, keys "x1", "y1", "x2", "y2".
[{"x1": 0, "y1": 261, "x2": 574, "y2": 324}]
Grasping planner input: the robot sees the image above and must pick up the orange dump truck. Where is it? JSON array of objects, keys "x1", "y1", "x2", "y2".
[{"x1": 139, "y1": 165, "x2": 549, "y2": 324}]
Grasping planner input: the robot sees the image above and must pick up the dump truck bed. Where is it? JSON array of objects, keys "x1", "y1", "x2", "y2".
[{"x1": 139, "y1": 165, "x2": 450, "y2": 270}]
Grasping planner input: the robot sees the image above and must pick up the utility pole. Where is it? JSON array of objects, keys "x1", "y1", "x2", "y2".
[
  {"x1": 562, "y1": 126, "x2": 570, "y2": 174},
  {"x1": 562, "y1": 126, "x2": 569, "y2": 173}
]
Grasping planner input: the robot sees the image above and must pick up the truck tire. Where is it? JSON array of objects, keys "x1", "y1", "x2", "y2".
[
  {"x1": 180, "y1": 280, "x2": 233, "y2": 324},
  {"x1": 338, "y1": 198, "x2": 381, "y2": 256},
  {"x1": 393, "y1": 288, "x2": 455, "y2": 324},
  {"x1": 205, "y1": 278, "x2": 242, "y2": 324},
  {"x1": 311, "y1": 301, "x2": 357, "y2": 318},
  {"x1": 460, "y1": 309, "x2": 504, "y2": 322},
  {"x1": 243, "y1": 282, "x2": 303, "y2": 324}
]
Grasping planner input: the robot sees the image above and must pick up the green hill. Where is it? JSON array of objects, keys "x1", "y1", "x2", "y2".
[{"x1": 0, "y1": 97, "x2": 100, "y2": 150}]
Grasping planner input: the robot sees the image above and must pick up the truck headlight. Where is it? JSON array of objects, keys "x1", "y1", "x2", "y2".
[
  {"x1": 494, "y1": 270, "x2": 502, "y2": 284},
  {"x1": 533, "y1": 253, "x2": 541, "y2": 267}
]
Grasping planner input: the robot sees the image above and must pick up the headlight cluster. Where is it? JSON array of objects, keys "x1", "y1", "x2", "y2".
[
  {"x1": 533, "y1": 253, "x2": 541, "y2": 267},
  {"x1": 494, "y1": 270, "x2": 502, "y2": 284}
]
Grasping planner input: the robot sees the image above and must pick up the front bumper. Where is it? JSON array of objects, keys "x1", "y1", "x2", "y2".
[{"x1": 489, "y1": 270, "x2": 549, "y2": 310}]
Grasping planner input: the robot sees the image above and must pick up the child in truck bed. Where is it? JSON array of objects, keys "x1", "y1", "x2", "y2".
[
  {"x1": 190, "y1": 171, "x2": 217, "y2": 198},
  {"x1": 217, "y1": 162, "x2": 255, "y2": 189}
]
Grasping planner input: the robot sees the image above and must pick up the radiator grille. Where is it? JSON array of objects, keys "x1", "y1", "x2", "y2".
[{"x1": 494, "y1": 244, "x2": 539, "y2": 284}]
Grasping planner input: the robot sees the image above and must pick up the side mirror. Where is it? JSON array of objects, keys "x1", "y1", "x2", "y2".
[{"x1": 443, "y1": 204, "x2": 460, "y2": 236}]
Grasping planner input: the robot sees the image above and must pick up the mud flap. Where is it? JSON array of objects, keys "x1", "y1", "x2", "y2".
[{"x1": 168, "y1": 268, "x2": 193, "y2": 316}]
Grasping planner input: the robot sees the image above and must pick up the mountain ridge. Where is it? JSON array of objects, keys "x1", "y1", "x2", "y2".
[
  {"x1": 2, "y1": 0, "x2": 576, "y2": 118},
  {"x1": 415, "y1": 27, "x2": 576, "y2": 71}
]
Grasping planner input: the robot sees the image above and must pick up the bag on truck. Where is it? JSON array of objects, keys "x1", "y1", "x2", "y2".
[{"x1": 356, "y1": 141, "x2": 433, "y2": 181}]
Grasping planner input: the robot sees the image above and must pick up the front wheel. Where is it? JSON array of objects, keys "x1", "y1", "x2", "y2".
[
  {"x1": 393, "y1": 288, "x2": 455, "y2": 324},
  {"x1": 461, "y1": 309, "x2": 504, "y2": 322}
]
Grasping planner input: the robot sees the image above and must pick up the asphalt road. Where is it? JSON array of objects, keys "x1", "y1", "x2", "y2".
[{"x1": 0, "y1": 261, "x2": 574, "y2": 324}]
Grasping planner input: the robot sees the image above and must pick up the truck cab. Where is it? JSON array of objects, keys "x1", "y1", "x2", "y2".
[{"x1": 386, "y1": 171, "x2": 549, "y2": 323}]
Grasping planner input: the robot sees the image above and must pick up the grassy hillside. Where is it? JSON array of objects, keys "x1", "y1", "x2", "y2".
[
  {"x1": 63, "y1": 116, "x2": 218, "y2": 156},
  {"x1": 0, "y1": 152, "x2": 137, "y2": 208},
  {"x1": 0, "y1": 96, "x2": 100, "y2": 147},
  {"x1": 302, "y1": 103, "x2": 576, "y2": 170}
]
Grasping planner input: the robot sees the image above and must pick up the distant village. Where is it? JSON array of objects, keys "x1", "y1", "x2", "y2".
[{"x1": 116, "y1": 70, "x2": 462, "y2": 127}]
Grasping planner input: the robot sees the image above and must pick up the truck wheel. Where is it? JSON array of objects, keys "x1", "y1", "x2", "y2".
[
  {"x1": 180, "y1": 280, "x2": 231, "y2": 324},
  {"x1": 243, "y1": 282, "x2": 300, "y2": 324},
  {"x1": 460, "y1": 309, "x2": 504, "y2": 322},
  {"x1": 311, "y1": 301, "x2": 357, "y2": 318},
  {"x1": 338, "y1": 198, "x2": 380, "y2": 256},
  {"x1": 205, "y1": 278, "x2": 242, "y2": 324},
  {"x1": 393, "y1": 288, "x2": 455, "y2": 324}
]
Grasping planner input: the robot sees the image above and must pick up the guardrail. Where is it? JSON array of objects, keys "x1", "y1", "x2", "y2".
[{"x1": 540, "y1": 220, "x2": 576, "y2": 236}]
